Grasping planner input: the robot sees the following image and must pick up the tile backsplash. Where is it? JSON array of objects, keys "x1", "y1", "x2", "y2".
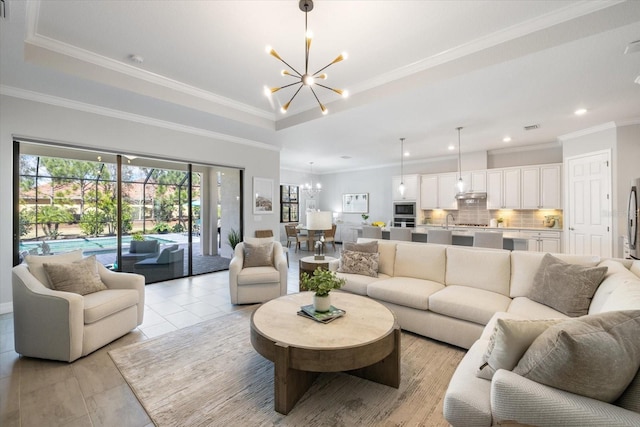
[{"x1": 423, "y1": 199, "x2": 562, "y2": 229}]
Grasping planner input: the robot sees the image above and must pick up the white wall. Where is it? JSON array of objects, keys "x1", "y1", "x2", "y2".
[{"x1": 0, "y1": 95, "x2": 281, "y2": 313}]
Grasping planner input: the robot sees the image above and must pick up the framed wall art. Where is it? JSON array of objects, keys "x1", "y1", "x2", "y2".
[
  {"x1": 253, "y1": 177, "x2": 274, "y2": 214},
  {"x1": 342, "y1": 193, "x2": 369, "y2": 213}
]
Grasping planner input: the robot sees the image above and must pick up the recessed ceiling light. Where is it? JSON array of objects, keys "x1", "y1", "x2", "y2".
[
  {"x1": 128, "y1": 54, "x2": 144, "y2": 64},
  {"x1": 404, "y1": 151, "x2": 410, "y2": 157},
  {"x1": 574, "y1": 108, "x2": 587, "y2": 116},
  {"x1": 503, "y1": 136, "x2": 512, "y2": 143},
  {"x1": 340, "y1": 155, "x2": 351, "y2": 159},
  {"x1": 448, "y1": 144, "x2": 455, "y2": 151}
]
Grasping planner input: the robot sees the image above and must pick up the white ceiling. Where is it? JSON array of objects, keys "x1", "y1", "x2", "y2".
[{"x1": 1, "y1": 0, "x2": 639, "y2": 174}]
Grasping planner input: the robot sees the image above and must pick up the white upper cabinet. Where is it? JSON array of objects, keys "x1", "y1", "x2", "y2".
[
  {"x1": 487, "y1": 168, "x2": 521, "y2": 209},
  {"x1": 521, "y1": 164, "x2": 562, "y2": 209},
  {"x1": 460, "y1": 170, "x2": 487, "y2": 193},
  {"x1": 420, "y1": 175, "x2": 439, "y2": 209},
  {"x1": 392, "y1": 174, "x2": 419, "y2": 201},
  {"x1": 420, "y1": 174, "x2": 458, "y2": 209}
]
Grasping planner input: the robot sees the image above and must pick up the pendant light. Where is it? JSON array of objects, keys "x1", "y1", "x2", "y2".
[
  {"x1": 456, "y1": 127, "x2": 465, "y2": 193},
  {"x1": 398, "y1": 138, "x2": 406, "y2": 196}
]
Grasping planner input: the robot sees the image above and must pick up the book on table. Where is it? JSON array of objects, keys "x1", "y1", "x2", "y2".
[{"x1": 297, "y1": 304, "x2": 346, "y2": 323}]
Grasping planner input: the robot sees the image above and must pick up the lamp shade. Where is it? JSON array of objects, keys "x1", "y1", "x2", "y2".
[{"x1": 307, "y1": 211, "x2": 332, "y2": 230}]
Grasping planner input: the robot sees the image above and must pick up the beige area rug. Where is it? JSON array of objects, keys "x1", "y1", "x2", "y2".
[{"x1": 109, "y1": 309, "x2": 465, "y2": 426}]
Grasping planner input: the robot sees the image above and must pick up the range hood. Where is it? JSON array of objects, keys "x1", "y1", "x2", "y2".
[{"x1": 455, "y1": 191, "x2": 487, "y2": 200}]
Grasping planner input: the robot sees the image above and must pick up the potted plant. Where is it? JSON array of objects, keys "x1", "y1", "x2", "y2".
[
  {"x1": 227, "y1": 228, "x2": 241, "y2": 250},
  {"x1": 300, "y1": 267, "x2": 346, "y2": 312},
  {"x1": 361, "y1": 213, "x2": 370, "y2": 224}
]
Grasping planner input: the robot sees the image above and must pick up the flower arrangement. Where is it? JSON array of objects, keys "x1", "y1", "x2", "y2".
[{"x1": 371, "y1": 221, "x2": 386, "y2": 227}]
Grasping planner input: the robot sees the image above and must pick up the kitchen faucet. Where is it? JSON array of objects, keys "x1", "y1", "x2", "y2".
[{"x1": 445, "y1": 213, "x2": 455, "y2": 229}]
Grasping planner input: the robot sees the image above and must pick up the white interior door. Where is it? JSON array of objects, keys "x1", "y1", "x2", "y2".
[{"x1": 566, "y1": 151, "x2": 612, "y2": 257}]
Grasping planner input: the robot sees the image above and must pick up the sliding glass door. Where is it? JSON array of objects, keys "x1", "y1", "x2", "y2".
[{"x1": 14, "y1": 140, "x2": 241, "y2": 283}]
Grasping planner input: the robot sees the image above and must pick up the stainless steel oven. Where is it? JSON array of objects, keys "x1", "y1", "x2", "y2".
[{"x1": 393, "y1": 202, "x2": 416, "y2": 217}]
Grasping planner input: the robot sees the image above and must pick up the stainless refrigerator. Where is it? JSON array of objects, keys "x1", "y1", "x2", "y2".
[{"x1": 629, "y1": 178, "x2": 640, "y2": 259}]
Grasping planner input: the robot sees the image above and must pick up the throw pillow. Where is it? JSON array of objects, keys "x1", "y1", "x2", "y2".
[
  {"x1": 337, "y1": 249, "x2": 379, "y2": 277},
  {"x1": 528, "y1": 253, "x2": 607, "y2": 317},
  {"x1": 43, "y1": 256, "x2": 108, "y2": 295},
  {"x1": 242, "y1": 241, "x2": 274, "y2": 268},
  {"x1": 476, "y1": 318, "x2": 563, "y2": 380},
  {"x1": 25, "y1": 249, "x2": 84, "y2": 288},
  {"x1": 616, "y1": 366, "x2": 640, "y2": 413},
  {"x1": 343, "y1": 241, "x2": 378, "y2": 254},
  {"x1": 513, "y1": 310, "x2": 640, "y2": 403}
]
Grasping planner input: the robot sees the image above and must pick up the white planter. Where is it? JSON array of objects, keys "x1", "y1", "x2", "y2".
[{"x1": 313, "y1": 294, "x2": 331, "y2": 312}]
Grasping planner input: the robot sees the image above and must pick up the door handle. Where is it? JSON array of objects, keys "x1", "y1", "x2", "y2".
[{"x1": 569, "y1": 227, "x2": 574, "y2": 231}]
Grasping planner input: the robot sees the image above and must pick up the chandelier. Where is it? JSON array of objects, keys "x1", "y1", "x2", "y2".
[
  {"x1": 265, "y1": 0, "x2": 348, "y2": 115},
  {"x1": 303, "y1": 162, "x2": 321, "y2": 198}
]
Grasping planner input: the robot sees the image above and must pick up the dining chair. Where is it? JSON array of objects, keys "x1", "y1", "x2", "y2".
[
  {"x1": 362, "y1": 225, "x2": 383, "y2": 239},
  {"x1": 389, "y1": 227, "x2": 412, "y2": 241}
]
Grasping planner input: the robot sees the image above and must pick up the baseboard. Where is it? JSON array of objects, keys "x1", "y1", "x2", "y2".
[{"x1": 0, "y1": 302, "x2": 13, "y2": 315}]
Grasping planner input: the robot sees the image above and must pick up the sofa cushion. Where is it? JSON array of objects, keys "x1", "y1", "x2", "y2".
[
  {"x1": 375, "y1": 240, "x2": 397, "y2": 277},
  {"x1": 616, "y1": 367, "x2": 640, "y2": 413},
  {"x1": 367, "y1": 277, "x2": 444, "y2": 310},
  {"x1": 242, "y1": 242, "x2": 274, "y2": 268},
  {"x1": 43, "y1": 256, "x2": 108, "y2": 296},
  {"x1": 83, "y1": 289, "x2": 140, "y2": 324},
  {"x1": 513, "y1": 310, "x2": 640, "y2": 403},
  {"x1": 25, "y1": 249, "x2": 84, "y2": 288},
  {"x1": 510, "y1": 251, "x2": 601, "y2": 298},
  {"x1": 631, "y1": 260, "x2": 640, "y2": 278},
  {"x1": 429, "y1": 285, "x2": 512, "y2": 325},
  {"x1": 589, "y1": 260, "x2": 640, "y2": 314},
  {"x1": 507, "y1": 297, "x2": 568, "y2": 319},
  {"x1": 445, "y1": 247, "x2": 511, "y2": 296},
  {"x1": 344, "y1": 241, "x2": 377, "y2": 253},
  {"x1": 338, "y1": 249, "x2": 379, "y2": 277},
  {"x1": 528, "y1": 253, "x2": 607, "y2": 317},
  {"x1": 393, "y1": 243, "x2": 446, "y2": 284},
  {"x1": 599, "y1": 278, "x2": 640, "y2": 313},
  {"x1": 336, "y1": 272, "x2": 389, "y2": 296},
  {"x1": 129, "y1": 240, "x2": 159, "y2": 254},
  {"x1": 237, "y1": 266, "x2": 280, "y2": 285},
  {"x1": 477, "y1": 318, "x2": 562, "y2": 380}
]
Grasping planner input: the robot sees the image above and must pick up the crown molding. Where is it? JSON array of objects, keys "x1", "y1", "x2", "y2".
[
  {"x1": 24, "y1": 1, "x2": 274, "y2": 122},
  {"x1": 557, "y1": 122, "x2": 617, "y2": 141},
  {"x1": 348, "y1": 1, "x2": 624, "y2": 96},
  {"x1": 1, "y1": 85, "x2": 279, "y2": 152}
]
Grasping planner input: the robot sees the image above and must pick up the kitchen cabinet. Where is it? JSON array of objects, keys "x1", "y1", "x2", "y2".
[
  {"x1": 460, "y1": 170, "x2": 487, "y2": 192},
  {"x1": 392, "y1": 174, "x2": 419, "y2": 201},
  {"x1": 521, "y1": 164, "x2": 562, "y2": 209},
  {"x1": 487, "y1": 168, "x2": 521, "y2": 209},
  {"x1": 420, "y1": 173, "x2": 458, "y2": 210},
  {"x1": 522, "y1": 230, "x2": 561, "y2": 252}
]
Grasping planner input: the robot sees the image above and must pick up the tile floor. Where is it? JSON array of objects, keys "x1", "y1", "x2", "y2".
[{"x1": 0, "y1": 244, "x2": 338, "y2": 427}]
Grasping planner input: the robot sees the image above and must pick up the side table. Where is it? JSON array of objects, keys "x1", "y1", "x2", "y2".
[{"x1": 299, "y1": 256, "x2": 337, "y2": 291}]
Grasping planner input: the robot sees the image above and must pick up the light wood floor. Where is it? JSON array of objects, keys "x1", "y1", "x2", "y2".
[{"x1": 0, "y1": 243, "x2": 335, "y2": 427}]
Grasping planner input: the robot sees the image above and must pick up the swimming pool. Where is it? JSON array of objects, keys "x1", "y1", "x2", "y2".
[{"x1": 19, "y1": 236, "x2": 176, "y2": 255}]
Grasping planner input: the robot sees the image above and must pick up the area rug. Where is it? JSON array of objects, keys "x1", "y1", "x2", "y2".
[{"x1": 109, "y1": 309, "x2": 465, "y2": 426}]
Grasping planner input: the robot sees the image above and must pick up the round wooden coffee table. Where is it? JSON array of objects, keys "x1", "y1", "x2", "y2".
[{"x1": 250, "y1": 291, "x2": 400, "y2": 414}]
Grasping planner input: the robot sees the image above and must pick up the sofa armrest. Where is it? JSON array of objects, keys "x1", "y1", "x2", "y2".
[
  {"x1": 98, "y1": 264, "x2": 145, "y2": 324},
  {"x1": 491, "y1": 369, "x2": 640, "y2": 427},
  {"x1": 328, "y1": 259, "x2": 339, "y2": 272},
  {"x1": 11, "y1": 264, "x2": 84, "y2": 362},
  {"x1": 273, "y1": 242, "x2": 288, "y2": 296}
]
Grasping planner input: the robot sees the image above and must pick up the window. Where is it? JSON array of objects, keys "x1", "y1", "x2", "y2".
[{"x1": 280, "y1": 185, "x2": 299, "y2": 223}]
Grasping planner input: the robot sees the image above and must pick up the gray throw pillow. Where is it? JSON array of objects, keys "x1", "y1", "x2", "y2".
[
  {"x1": 338, "y1": 249, "x2": 379, "y2": 277},
  {"x1": 242, "y1": 242, "x2": 273, "y2": 268},
  {"x1": 616, "y1": 366, "x2": 640, "y2": 412},
  {"x1": 513, "y1": 310, "x2": 640, "y2": 403},
  {"x1": 528, "y1": 253, "x2": 607, "y2": 317},
  {"x1": 43, "y1": 255, "x2": 108, "y2": 295},
  {"x1": 343, "y1": 241, "x2": 378, "y2": 254}
]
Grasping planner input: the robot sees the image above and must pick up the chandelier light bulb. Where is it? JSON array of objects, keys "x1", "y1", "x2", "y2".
[
  {"x1": 263, "y1": 86, "x2": 272, "y2": 97},
  {"x1": 321, "y1": 104, "x2": 328, "y2": 115},
  {"x1": 306, "y1": 30, "x2": 313, "y2": 40},
  {"x1": 302, "y1": 74, "x2": 315, "y2": 86}
]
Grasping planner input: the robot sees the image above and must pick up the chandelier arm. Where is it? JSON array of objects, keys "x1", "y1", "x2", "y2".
[
  {"x1": 272, "y1": 56, "x2": 303, "y2": 77},
  {"x1": 304, "y1": 6, "x2": 309, "y2": 75},
  {"x1": 275, "y1": 81, "x2": 304, "y2": 91},
  {"x1": 312, "y1": 61, "x2": 337, "y2": 77},
  {"x1": 309, "y1": 86, "x2": 326, "y2": 113},
  {"x1": 315, "y1": 83, "x2": 340, "y2": 92},
  {"x1": 285, "y1": 85, "x2": 304, "y2": 105}
]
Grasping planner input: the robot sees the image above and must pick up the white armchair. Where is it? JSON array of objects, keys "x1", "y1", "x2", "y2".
[
  {"x1": 229, "y1": 241, "x2": 288, "y2": 304},
  {"x1": 12, "y1": 251, "x2": 145, "y2": 362}
]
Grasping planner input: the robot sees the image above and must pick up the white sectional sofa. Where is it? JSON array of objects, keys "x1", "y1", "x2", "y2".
[{"x1": 329, "y1": 238, "x2": 640, "y2": 427}]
